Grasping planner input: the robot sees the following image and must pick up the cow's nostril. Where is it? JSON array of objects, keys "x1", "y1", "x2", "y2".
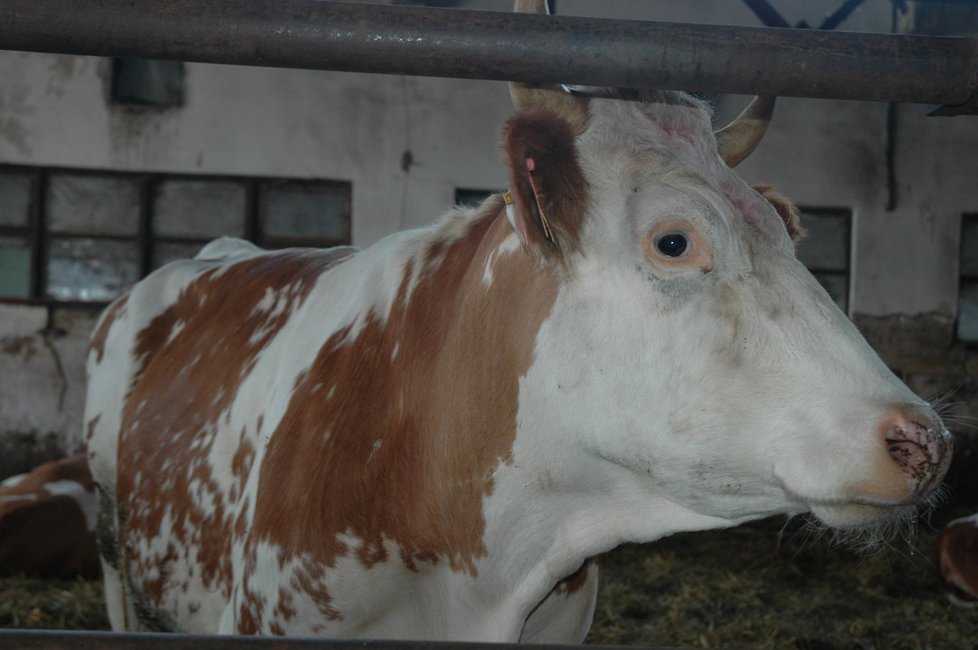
[
  {"x1": 879, "y1": 414, "x2": 951, "y2": 497},
  {"x1": 886, "y1": 437, "x2": 925, "y2": 467}
]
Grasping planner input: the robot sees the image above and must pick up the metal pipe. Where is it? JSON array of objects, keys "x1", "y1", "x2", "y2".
[
  {"x1": 0, "y1": 629, "x2": 675, "y2": 650},
  {"x1": 1, "y1": 0, "x2": 976, "y2": 105}
]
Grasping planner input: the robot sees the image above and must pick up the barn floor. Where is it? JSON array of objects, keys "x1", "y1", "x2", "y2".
[
  {"x1": 587, "y1": 510, "x2": 978, "y2": 649},
  {"x1": 2, "y1": 510, "x2": 976, "y2": 648}
]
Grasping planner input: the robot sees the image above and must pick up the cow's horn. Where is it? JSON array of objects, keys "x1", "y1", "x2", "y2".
[
  {"x1": 509, "y1": 0, "x2": 589, "y2": 134},
  {"x1": 715, "y1": 95, "x2": 776, "y2": 167}
]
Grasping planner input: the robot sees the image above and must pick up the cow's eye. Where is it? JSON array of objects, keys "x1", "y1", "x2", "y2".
[
  {"x1": 643, "y1": 219, "x2": 712, "y2": 272},
  {"x1": 655, "y1": 233, "x2": 688, "y2": 257}
]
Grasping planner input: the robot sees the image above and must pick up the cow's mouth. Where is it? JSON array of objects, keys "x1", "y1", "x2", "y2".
[
  {"x1": 778, "y1": 480, "x2": 929, "y2": 547},
  {"x1": 807, "y1": 500, "x2": 918, "y2": 530},
  {"x1": 790, "y1": 493, "x2": 939, "y2": 554}
]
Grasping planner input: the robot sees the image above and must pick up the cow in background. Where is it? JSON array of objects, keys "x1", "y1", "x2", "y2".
[
  {"x1": 0, "y1": 454, "x2": 99, "y2": 578},
  {"x1": 937, "y1": 512, "x2": 978, "y2": 606},
  {"x1": 84, "y1": 1, "x2": 952, "y2": 642}
]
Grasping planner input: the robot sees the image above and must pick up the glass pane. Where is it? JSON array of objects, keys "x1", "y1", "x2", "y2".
[
  {"x1": 0, "y1": 238, "x2": 31, "y2": 298},
  {"x1": 958, "y1": 281, "x2": 978, "y2": 341},
  {"x1": 112, "y1": 58, "x2": 185, "y2": 107},
  {"x1": 796, "y1": 211, "x2": 850, "y2": 273},
  {"x1": 455, "y1": 188, "x2": 495, "y2": 208},
  {"x1": 47, "y1": 174, "x2": 141, "y2": 236},
  {"x1": 960, "y1": 215, "x2": 978, "y2": 277},
  {"x1": 814, "y1": 272, "x2": 848, "y2": 313},
  {"x1": 0, "y1": 173, "x2": 32, "y2": 228},
  {"x1": 154, "y1": 179, "x2": 246, "y2": 238},
  {"x1": 46, "y1": 237, "x2": 139, "y2": 301},
  {"x1": 153, "y1": 241, "x2": 206, "y2": 269},
  {"x1": 259, "y1": 181, "x2": 349, "y2": 241}
]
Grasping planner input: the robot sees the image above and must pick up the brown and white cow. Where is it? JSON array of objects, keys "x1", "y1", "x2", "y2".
[
  {"x1": 0, "y1": 454, "x2": 99, "y2": 578},
  {"x1": 937, "y1": 513, "x2": 978, "y2": 606},
  {"x1": 84, "y1": 4, "x2": 952, "y2": 642}
]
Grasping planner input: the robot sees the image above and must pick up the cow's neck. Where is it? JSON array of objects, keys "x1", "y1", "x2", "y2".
[
  {"x1": 391, "y1": 205, "x2": 738, "y2": 598},
  {"x1": 252, "y1": 199, "x2": 564, "y2": 581}
]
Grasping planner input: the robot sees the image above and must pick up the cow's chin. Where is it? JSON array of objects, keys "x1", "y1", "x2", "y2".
[{"x1": 807, "y1": 502, "x2": 920, "y2": 552}]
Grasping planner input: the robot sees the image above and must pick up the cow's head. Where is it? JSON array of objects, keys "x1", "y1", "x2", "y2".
[{"x1": 500, "y1": 2, "x2": 951, "y2": 543}]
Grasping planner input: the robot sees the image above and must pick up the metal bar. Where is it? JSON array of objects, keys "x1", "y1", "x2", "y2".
[
  {"x1": 739, "y1": 0, "x2": 792, "y2": 28},
  {"x1": 1, "y1": 0, "x2": 976, "y2": 105},
  {"x1": 818, "y1": 0, "x2": 868, "y2": 31},
  {"x1": 0, "y1": 629, "x2": 656, "y2": 650}
]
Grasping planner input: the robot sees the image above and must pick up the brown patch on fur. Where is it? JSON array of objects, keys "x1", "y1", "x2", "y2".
[
  {"x1": 754, "y1": 184, "x2": 805, "y2": 243},
  {"x1": 250, "y1": 202, "x2": 560, "y2": 593},
  {"x1": 274, "y1": 587, "x2": 298, "y2": 623},
  {"x1": 115, "y1": 247, "x2": 355, "y2": 618},
  {"x1": 502, "y1": 111, "x2": 588, "y2": 267},
  {"x1": 236, "y1": 587, "x2": 262, "y2": 635},
  {"x1": 85, "y1": 415, "x2": 101, "y2": 444},
  {"x1": 0, "y1": 496, "x2": 99, "y2": 578},
  {"x1": 89, "y1": 295, "x2": 128, "y2": 363},
  {"x1": 0, "y1": 454, "x2": 94, "y2": 496},
  {"x1": 229, "y1": 435, "x2": 255, "y2": 503},
  {"x1": 0, "y1": 454, "x2": 99, "y2": 578},
  {"x1": 291, "y1": 557, "x2": 342, "y2": 622}
]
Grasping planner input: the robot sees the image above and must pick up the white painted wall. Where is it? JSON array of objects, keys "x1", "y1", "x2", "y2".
[
  {"x1": 0, "y1": 0, "x2": 975, "y2": 467},
  {"x1": 0, "y1": 53, "x2": 515, "y2": 245}
]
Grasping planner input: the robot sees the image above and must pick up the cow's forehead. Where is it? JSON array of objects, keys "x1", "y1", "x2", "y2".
[
  {"x1": 582, "y1": 94, "x2": 788, "y2": 245},
  {"x1": 582, "y1": 93, "x2": 717, "y2": 166}
]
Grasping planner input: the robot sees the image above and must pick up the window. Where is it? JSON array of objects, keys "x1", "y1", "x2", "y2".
[
  {"x1": 958, "y1": 213, "x2": 978, "y2": 341},
  {"x1": 0, "y1": 171, "x2": 36, "y2": 298},
  {"x1": 794, "y1": 207, "x2": 852, "y2": 313},
  {"x1": 0, "y1": 165, "x2": 352, "y2": 303},
  {"x1": 455, "y1": 188, "x2": 497, "y2": 208}
]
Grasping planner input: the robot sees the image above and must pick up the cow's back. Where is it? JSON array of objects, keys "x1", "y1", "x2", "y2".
[{"x1": 85, "y1": 239, "x2": 358, "y2": 632}]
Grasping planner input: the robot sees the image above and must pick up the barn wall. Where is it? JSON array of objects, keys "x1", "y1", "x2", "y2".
[
  {"x1": 0, "y1": 303, "x2": 97, "y2": 478},
  {"x1": 1, "y1": 0, "x2": 977, "y2": 481}
]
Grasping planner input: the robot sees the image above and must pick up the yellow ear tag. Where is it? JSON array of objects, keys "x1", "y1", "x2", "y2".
[
  {"x1": 503, "y1": 191, "x2": 517, "y2": 231},
  {"x1": 524, "y1": 157, "x2": 556, "y2": 245},
  {"x1": 503, "y1": 190, "x2": 532, "y2": 244}
]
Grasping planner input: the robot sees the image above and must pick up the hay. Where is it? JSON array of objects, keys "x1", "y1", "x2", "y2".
[
  {"x1": 0, "y1": 575, "x2": 108, "y2": 630},
  {"x1": 588, "y1": 512, "x2": 978, "y2": 649}
]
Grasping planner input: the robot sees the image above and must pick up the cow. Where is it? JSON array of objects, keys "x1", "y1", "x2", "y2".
[
  {"x1": 937, "y1": 513, "x2": 978, "y2": 606},
  {"x1": 0, "y1": 454, "x2": 99, "y2": 578},
  {"x1": 84, "y1": 2, "x2": 952, "y2": 642}
]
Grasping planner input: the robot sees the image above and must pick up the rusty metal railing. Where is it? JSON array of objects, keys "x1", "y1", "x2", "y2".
[
  {"x1": 1, "y1": 0, "x2": 976, "y2": 109},
  {"x1": 0, "y1": 629, "x2": 674, "y2": 650}
]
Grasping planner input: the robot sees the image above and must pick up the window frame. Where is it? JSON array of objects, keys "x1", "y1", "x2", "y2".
[
  {"x1": 0, "y1": 165, "x2": 43, "y2": 299},
  {"x1": 957, "y1": 212, "x2": 978, "y2": 342},
  {"x1": 0, "y1": 164, "x2": 352, "y2": 307},
  {"x1": 795, "y1": 206, "x2": 853, "y2": 314}
]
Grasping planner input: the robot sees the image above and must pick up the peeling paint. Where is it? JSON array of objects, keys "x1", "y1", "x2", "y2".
[{"x1": 0, "y1": 83, "x2": 35, "y2": 157}]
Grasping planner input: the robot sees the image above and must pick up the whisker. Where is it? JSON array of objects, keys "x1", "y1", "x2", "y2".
[
  {"x1": 798, "y1": 501, "x2": 943, "y2": 558},
  {"x1": 933, "y1": 384, "x2": 961, "y2": 403},
  {"x1": 939, "y1": 416, "x2": 978, "y2": 432}
]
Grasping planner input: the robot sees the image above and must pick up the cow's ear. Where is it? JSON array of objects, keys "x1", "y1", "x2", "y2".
[
  {"x1": 754, "y1": 184, "x2": 806, "y2": 244},
  {"x1": 502, "y1": 111, "x2": 588, "y2": 267}
]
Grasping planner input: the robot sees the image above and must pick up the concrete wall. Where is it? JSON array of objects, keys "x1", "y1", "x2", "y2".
[
  {"x1": 1, "y1": 1, "x2": 976, "y2": 487},
  {"x1": 0, "y1": 303, "x2": 97, "y2": 477}
]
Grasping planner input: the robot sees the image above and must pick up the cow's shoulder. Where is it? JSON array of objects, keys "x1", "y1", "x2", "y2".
[{"x1": 195, "y1": 237, "x2": 264, "y2": 261}]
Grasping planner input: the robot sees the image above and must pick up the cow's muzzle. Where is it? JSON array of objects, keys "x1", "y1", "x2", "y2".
[{"x1": 880, "y1": 411, "x2": 953, "y2": 499}]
